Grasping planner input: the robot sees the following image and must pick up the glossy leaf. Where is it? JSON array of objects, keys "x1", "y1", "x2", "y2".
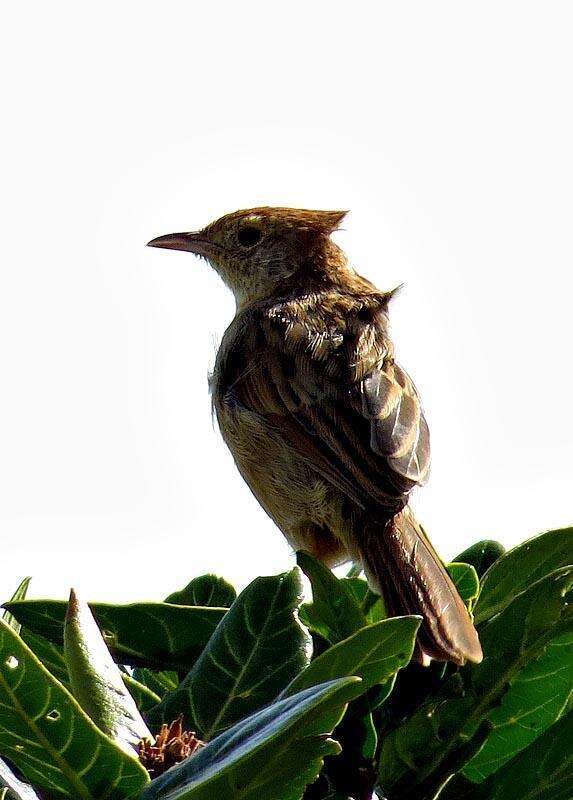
[
  {"x1": 4, "y1": 599, "x2": 226, "y2": 670},
  {"x1": 0, "y1": 618, "x2": 149, "y2": 799},
  {"x1": 2, "y1": 579, "x2": 31, "y2": 635},
  {"x1": 285, "y1": 617, "x2": 420, "y2": 799},
  {"x1": 453, "y1": 541, "x2": 505, "y2": 578},
  {"x1": 463, "y1": 629, "x2": 573, "y2": 781},
  {"x1": 0, "y1": 757, "x2": 41, "y2": 800},
  {"x1": 377, "y1": 567, "x2": 573, "y2": 798},
  {"x1": 63, "y1": 589, "x2": 152, "y2": 753},
  {"x1": 310, "y1": 700, "x2": 380, "y2": 800},
  {"x1": 297, "y1": 552, "x2": 367, "y2": 643},
  {"x1": 19, "y1": 630, "x2": 70, "y2": 688},
  {"x1": 342, "y1": 578, "x2": 386, "y2": 623},
  {"x1": 440, "y1": 711, "x2": 573, "y2": 800},
  {"x1": 140, "y1": 678, "x2": 363, "y2": 800},
  {"x1": 165, "y1": 574, "x2": 236, "y2": 608},
  {"x1": 282, "y1": 616, "x2": 420, "y2": 699},
  {"x1": 447, "y1": 563, "x2": 480, "y2": 609},
  {"x1": 132, "y1": 667, "x2": 179, "y2": 698},
  {"x1": 475, "y1": 527, "x2": 573, "y2": 624},
  {"x1": 21, "y1": 629, "x2": 161, "y2": 714},
  {"x1": 121, "y1": 673, "x2": 162, "y2": 715},
  {"x1": 147, "y1": 570, "x2": 311, "y2": 739}
]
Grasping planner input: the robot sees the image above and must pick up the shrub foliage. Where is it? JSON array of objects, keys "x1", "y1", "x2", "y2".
[{"x1": 0, "y1": 527, "x2": 571, "y2": 800}]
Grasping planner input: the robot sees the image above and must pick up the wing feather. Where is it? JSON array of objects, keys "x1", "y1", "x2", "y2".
[{"x1": 213, "y1": 291, "x2": 430, "y2": 509}]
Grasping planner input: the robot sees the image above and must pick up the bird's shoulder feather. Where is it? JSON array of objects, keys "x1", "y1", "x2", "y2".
[{"x1": 212, "y1": 286, "x2": 430, "y2": 501}]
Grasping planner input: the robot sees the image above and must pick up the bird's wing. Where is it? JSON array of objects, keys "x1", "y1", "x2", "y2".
[{"x1": 215, "y1": 291, "x2": 430, "y2": 510}]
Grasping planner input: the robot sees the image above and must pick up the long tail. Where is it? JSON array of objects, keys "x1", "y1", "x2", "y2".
[{"x1": 360, "y1": 506, "x2": 483, "y2": 665}]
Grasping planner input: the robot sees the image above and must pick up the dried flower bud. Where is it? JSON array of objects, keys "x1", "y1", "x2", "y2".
[{"x1": 138, "y1": 716, "x2": 204, "y2": 777}]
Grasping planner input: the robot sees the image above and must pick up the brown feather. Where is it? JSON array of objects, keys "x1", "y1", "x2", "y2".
[{"x1": 153, "y1": 205, "x2": 482, "y2": 665}]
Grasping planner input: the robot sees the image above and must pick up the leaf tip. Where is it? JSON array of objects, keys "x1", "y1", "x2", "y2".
[{"x1": 66, "y1": 588, "x2": 80, "y2": 622}]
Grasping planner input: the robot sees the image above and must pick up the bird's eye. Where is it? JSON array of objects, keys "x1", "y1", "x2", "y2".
[{"x1": 237, "y1": 226, "x2": 262, "y2": 247}]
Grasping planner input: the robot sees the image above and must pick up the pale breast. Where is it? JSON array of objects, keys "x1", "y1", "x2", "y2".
[
  {"x1": 213, "y1": 395, "x2": 339, "y2": 548},
  {"x1": 207, "y1": 305, "x2": 367, "y2": 566}
]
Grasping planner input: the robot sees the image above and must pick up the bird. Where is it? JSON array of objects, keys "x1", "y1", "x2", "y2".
[{"x1": 148, "y1": 207, "x2": 482, "y2": 665}]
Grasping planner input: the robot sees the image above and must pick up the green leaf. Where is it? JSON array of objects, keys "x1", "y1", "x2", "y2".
[
  {"x1": 303, "y1": 697, "x2": 380, "y2": 800},
  {"x1": 132, "y1": 667, "x2": 179, "y2": 698},
  {"x1": 342, "y1": 578, "x2": 386, "y2": 623},
  {"x1": 0, "y1": 756, "x2": 41, "y2": 800},
  {"x1": 121, "y1": 673, "x2": 162, "y2": 715},
  {"x1": 2, "y1": 579, "x2": 32, "y2": 635},
  {"x1": 140, "y1": 678, "x2": 363, "y2": 800},
  {"x1": 377, "y1": 566, "x2": 573, "y2": 798},
  {"x1": 146, "y1": 570, "x2": 311, "y2": 739},
  {"x1": 3, "y1": 599, "x2": 226, "y2": 670},
  {"x1": 440, "y1": 711, "x2": 573, "y2": 800},
  {"x1": 282, "y1": 616, "x2": 420, "y2": 699},
  {"x1": 283, "y1": 618, "x2": 421, "y2": 800},
  {"x1": 19, "y1": 630, "x2": 70, "y2": 688},
  {"x1": 0, "y1": 618, "x2": 149, "y2": 799},
  {"x1": 297, "y1": 552, "x2": 367, "y2": 643},
  {"x1": 475, "y1": 527, "x2": 573, "y2": 624},
  {"x1": 63, "y1": 589, "x2": 152, "y2": 753},
  {"x1": 165, "y1": 574, "x2": 236, "y2": 608},
  {"x1": 447, "y1": 563, "x2": 480, "y2": 609},
  {"x1": 20, "y1": 629, "x2": 161, "y2": 714},
  {"x1": 453, "y1": 541, "x2": 505, "y2": 578},
  {"x1": 463, "y1": 629, "x2": 573, "y2": 781}
]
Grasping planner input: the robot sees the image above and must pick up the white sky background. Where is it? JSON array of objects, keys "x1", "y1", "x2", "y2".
[{"x1": 1, "y1": 2, "x2": 572, "y2": 603}]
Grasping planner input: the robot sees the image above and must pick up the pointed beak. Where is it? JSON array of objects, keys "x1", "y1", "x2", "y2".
[{"x1": 146, "y1": 231, "x2": 215, "y2": 257}]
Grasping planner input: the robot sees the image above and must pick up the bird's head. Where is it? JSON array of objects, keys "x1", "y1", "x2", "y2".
[{"x1": 147, "y1": 206, "x2": 348, "y2": 305}]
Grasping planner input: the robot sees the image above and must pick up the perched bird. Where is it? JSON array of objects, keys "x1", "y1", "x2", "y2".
[{"x1": 148, "y1": 207, "x2": 482, "y2": 665}]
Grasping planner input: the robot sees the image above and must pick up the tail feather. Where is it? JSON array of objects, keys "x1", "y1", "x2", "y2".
[{"x1": 360, "y1": 507, "x2": 483, "y2": 665}]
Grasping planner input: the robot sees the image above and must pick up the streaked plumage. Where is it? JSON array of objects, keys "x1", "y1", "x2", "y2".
[{"x1": 148, "y1": 207, "x2": 482, "y2": 665}]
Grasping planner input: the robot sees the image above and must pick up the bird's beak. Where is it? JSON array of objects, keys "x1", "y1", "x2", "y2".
[{"x1": 146, "y1": 231, "x2": 215, "y2": 257}]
